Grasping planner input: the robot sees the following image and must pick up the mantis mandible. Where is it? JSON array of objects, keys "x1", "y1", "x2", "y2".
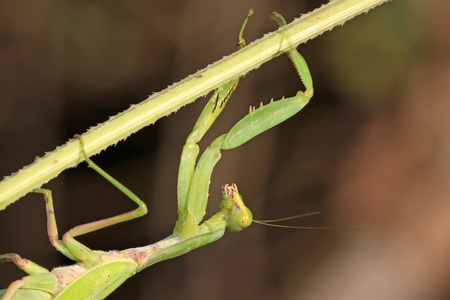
[{"x1": 0, "y1": 11, "x2": 313, "y2": 299}]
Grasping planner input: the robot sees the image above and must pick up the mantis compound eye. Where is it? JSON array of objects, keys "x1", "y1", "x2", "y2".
[
  {"x1": 222, "y1": 183, "x2": 253, "y2": 232},
  {"x1": 228, "y1": 202, "x2": 253, "y2": 233}
]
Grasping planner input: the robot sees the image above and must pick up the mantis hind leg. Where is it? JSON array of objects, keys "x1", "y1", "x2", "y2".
[
  {"x1": 0, "y1": 253, "x2": 49, "y2": 275},
  {"x1": 0, "y1": 253, "x2": 58, "y2": 299}
]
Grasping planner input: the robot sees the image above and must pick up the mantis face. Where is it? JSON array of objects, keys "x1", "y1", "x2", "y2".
[{"x1": 222, "y1": 184, "x2": 253, "y2": 232}]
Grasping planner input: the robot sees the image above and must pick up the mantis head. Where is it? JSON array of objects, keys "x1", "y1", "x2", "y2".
[{"x1": 221, "y1": 184, "x2": 253, "y2": 232}]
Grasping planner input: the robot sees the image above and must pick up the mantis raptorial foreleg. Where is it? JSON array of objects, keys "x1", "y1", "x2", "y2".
[
  {"x1": 178, "y1": 12, "x2": 313, "y2": 238},
  {"x1": 174, "y1": 9, "x2": 253, "y2": 235}
]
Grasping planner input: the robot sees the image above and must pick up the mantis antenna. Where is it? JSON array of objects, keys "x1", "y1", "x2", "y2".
[{"x1": 254, "y1": 212, "x2": 366, "y2": 232}]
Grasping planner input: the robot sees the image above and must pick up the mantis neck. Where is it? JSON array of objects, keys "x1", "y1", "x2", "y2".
[{"x1": 129, "y1": 210, "x2": 229, "y2": 271}]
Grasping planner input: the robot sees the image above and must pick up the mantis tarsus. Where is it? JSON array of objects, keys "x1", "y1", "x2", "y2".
[{"x1": 0, "y1": 10, "x2": 314, "y2": 299}]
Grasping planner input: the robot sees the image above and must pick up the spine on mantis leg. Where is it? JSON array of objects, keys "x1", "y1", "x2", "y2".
[
  {"x1": 222, "y1": 94, "x2": 310, "y2": 149},
  {"x1": 221, "y1": 12, "x2": 314, "y2": 150},
  {"x1": 270, "y1": 12, "x2": 313, "y2": 98}
]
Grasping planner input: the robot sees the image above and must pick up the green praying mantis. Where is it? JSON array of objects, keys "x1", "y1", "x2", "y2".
[{"x1": 0, "y1": 10, "x2": 314, "y2": 299}]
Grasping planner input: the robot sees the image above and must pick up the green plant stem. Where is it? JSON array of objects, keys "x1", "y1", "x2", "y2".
[{"x1": 0, "y1": 0, "x2": 390, "y2": 210}]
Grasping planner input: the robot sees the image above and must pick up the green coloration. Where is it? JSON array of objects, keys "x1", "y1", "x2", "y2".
[
  {"x1": 222, "y1": 184, "x2": 253, "y2": 233},
  {"x1": 1, "y1": 10, "x2": 314, "y2": 300},
  {"x1": 0, "y1": 0, "x2": 390, "y2": 211},
  {"x1": 175, "y1": 9, "x2": 253, "y2": 235},
  {"x1": 179, "y1": 12, "x2": 314, "y2": 238}
]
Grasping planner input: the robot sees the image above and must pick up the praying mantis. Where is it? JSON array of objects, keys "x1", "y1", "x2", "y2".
[{"x1": 0, "y1": 10, "x2": 314, "y2": 299}]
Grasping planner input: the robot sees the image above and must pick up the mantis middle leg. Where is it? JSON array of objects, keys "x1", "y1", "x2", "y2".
[{"x1": 31, "y1": 135, "x2": 148, "y2": 262}]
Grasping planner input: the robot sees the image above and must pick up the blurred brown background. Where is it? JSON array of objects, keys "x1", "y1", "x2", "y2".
[{"x1": 1, "y1": 0, "x2": 449, "y2": 299}]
